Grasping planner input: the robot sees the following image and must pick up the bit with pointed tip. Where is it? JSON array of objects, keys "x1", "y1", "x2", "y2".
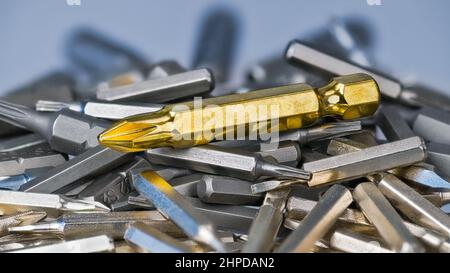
[
  {"x1": 131, "y1": 170, "x2": 227, "y2": 252},
  {"x1": 0, "y1": 211, "x2": 47, "y2": 236},
  {"x1": 99, "y1": 73, "x2": 380, "y2": 152},
  {"x1": 36, "y1": 100, "x2": 83, "y2": 112},
  {"x1": 0, "y1": 190, "x2": 109, "y2": 218},
  {"x1": 145, "y1": 145, "x2": 311, "y2": 182}
]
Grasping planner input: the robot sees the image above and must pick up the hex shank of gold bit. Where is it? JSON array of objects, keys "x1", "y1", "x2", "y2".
[
  {"x1": 371, "y1": 173, "x2": 450, "y2": 238},
  {"x1": 303, "y1": 137, "x2": 426, "y2": 187},
  {"x1": 276, "y1": 184, "x2": 353, "y2": 253},
  {"x1": 353, "y1": 182, "x2": 424, "y2": 253}
]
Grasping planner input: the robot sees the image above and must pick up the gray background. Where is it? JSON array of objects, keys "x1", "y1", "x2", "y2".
[{"x1": 1, "y1": 0, "x2": 449, "y2": 95}]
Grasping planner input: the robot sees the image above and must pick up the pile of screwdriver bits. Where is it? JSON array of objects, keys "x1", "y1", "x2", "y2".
[{"x1": 1, "y1": 10, "x2": 450, "y2": 253}]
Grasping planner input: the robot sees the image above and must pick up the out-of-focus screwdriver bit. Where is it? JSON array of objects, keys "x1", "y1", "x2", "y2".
[
  {"x1": 197, "y1": 175, "x2": 263, "y2": 205},
  {"x1": 0, "y1": 100, "x2": 109, "y2": 155},
  {"x1": 278, "y1": 121, "x2": 362, "y2": 145},
  {"x1": 36, "y1": 100, "x2": 164, "y2": 120},
  {"x1": 6, "y1": 235, "x2": 114, "y2": 253},
  {"x1": 427, "y1": 142, "x2": 450, "y2": 179},
  {"x1": 96, "y1": 68, "x2": 214, "y2": 103},
  {"x1": 20, "y1": 145, "x2": 134, "y2": 193},
  {"x1": 242, "y1": 188, "x2": 290, "y2": 253},
  {"x1": 0, "y1": 134, "x2": 45, "y2": 152},
  {"x1": 145, "y1": 145, "x2": 311, "y2": 182},
  {"x1": 125, "y1": 222, "x2": 195, "y2": 253},
  {"x1": 403, "y1": 221, "x2": 450, "y2": 253},
  {"x1": 376, "y1": 105, "x2": 416, "y2": 141},
  {"x1": 252, "y1": 137, "x2": 426, "y2": 192},
  {"x1": 0, "y1": 189, "x2": 109, "y2": 218},
  {"x1": 99, "y1": 74, "x2": 380, "y2": 152},
  {"x1": 276, "y1": 185, "x2": 353, "y2": 253},
  {"x1": 67, "y1": 28, "x2": 150, "y2": 84},
  {"x1": 0, "y1": 233, "x2": 63, "y2": 252},
  {"x1": 328, "y1": 137, "x2": 450, "y2": 190},
  {"x1": 0, "y1": 167, "x2": 51, "y2": 191},
  {"x1": 0, "y1": 211, "x2": 46, "y2": 236},
  {"x1": 9, "y1": 211, "x2": 183, "y2": 240},
  {"x1": 369, "y1": 173, "x2": 450, "y2": 238},
  {"x1": 286, "y1": 41, "x2": 450, "y2": 110},
  {"x1": 330, "y1": 228, "x2": 392, "y2": 253},
  {"x1": 132, "y1": 170, "x2": 226, "y2": 252},
  {"x1": 423, "y1": 192, "x2": 450, "y2": 207},
  {"x1": 353, "y1": 182, "x2": 424, "y2": 253},
  {"x1": 192, "y1": 8, "x2": 239, "y2": 83},
  {"x1": 0, "y1": 144, "x2": 66, "y2": 176},
  {"x1": 412, "y1": 107, "x2": 450, "y2": 145}
]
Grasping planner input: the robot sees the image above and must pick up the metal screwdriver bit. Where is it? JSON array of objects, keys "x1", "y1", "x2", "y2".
[
  {"x1": 427, "y1": 142, "x2": 450, "y2": 179},
  {"x1": 145, "y1": 145, "x2": 311, "y2": 182},
  {"x1": 423, "y1": 192, "x2": 450, "y2": 207},
  {"x1": 96, "y1": 68, "x2": 214, "y2": 103},
  {"x1": 370, "y1": 173, "x2": 450, "y2": 238},
  {"x1": 125, "y1": 222, "x2": 195, "y2": 253},
  {"x1": 197, "y1": 175, "x2": 263, "y2": 205},
  {"x1": 36, "y1": 100, "x2": 164, "y2": 120},
  {"x1": 0, "y1": 143, "x2": 66, "y2": 176},
  {"x1": 0, "y1": 190, "x2": 109, "y2": 218},
  {"x1": 242, "y1": 188, "x2": 290, "y2": 253},
  {"x1": 276, "y1": 184, "x2": 353, "y2": 253},
  {"x1": 0, "y1": 211, "x2": 47, "y2": 236},
  {"x1": 9, "y1": 211, "x2": 183, "y2": 240},
  {"x1": 353, "y1": 182, "x2": 424, "y2": 253},
  {"x1": 0, "y1": 133, "x2": 46, "y2": 152},
  {"x1": 330, "y1": 228, "x2": 392, "y2": 253},
  {"x1": 0, "y1": 167, "x2": 51, "y2": 191},
  {"x1": 252, "y1": 136, "x2": 426, "y2": 192},
  {"x1": 0, "y1": 233, "x2": 63, "y2": 252},
  {"x1": 77, "y1": 158, "x2": 148, "y2": 205},
  {"x1": 279, "y1": 121, "x2": 362, "y2": 145},
  {"x1": 21, "y1": 145, "x2": 134, "y2": 193},
  {"x1": 328, "y1": 137, "x2": 450, "y2": 190},
  {"x1": 0, "y1": 100, "x2": 110, "y2": 155},
  {"x1": 253, "y1": 141, "x2": 301, "y2": 166},
  {"x1": 168, "y1": 174, "x2": 204, "y2": 197},
  {"x1": 148, "y1": 60, "x2": 187, "y2": 80},
  {"x1": 131, "y1": 170, "x2": 226, "y2": 252},
  {"x1": 403, "y1": 221, "x2": 450, "y2": 253},
  {"x1": 192, "y1": 8, "x2": 238, "y2": 83},
  {"x1": 99, "y1": 74, "x2": 379, "y2": 152},
  {"x1": 376, "y1": 105, "x2": 416, "y2": 141},
  {"x1": 286, "y1": 41, "x2": 450, "y2": 110},
  {"x1": 412, "y1": 107, "x2": 450, "y2": 145},
  {"x1": 67, "y1": 28, "x2": 149, "y2": 83},
  {"x1": 6, "y1": 235, "x2": 115, "y2": 253}
]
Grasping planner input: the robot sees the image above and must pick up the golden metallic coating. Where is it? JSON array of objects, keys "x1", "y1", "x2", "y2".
[{"x1": 99, "y1": 73, "x2": 380, "y2": 152}]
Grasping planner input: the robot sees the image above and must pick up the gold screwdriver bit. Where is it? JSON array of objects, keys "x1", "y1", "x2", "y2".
[{"x1": 99, "y1": 73, "x2": 380, "y2": 152}]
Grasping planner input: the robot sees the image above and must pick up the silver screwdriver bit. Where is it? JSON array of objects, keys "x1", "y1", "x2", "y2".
[
  {"x1": 0, "y1": 133, "x2": 46, "y2": 152},
  {"x1": 77, "y1": 158, "x2": 148, "y2": 205},
  {"x1": 427, "y1": 142, "x2": 450, "y2": 179},
  {"x1": 197, "y1": 175, "x2": 263, "y2": 205},
  {"x1": 0, "y1": 211, "x2": 47, "y2": 236},
  {"x1": 148, "y1": 60, "x2": 187, "y2": 80},
  {"x1": 145, "y1": 145, "x2": 311, "y2": 182},
  {"x1": 278, "y1": 121, "x2": 362, "y2": 145},
  {"x1": 131, "y1": 170, "x2": 226, "y2": 252},
  {"x1": 276, "y1": 184, "x2": 353, "y2": 253},
  {"x1": 125, "y1": 222, "x2": 195, "y2": 253},
  {"x1": 96, "y1": 68, "x2": 214, "y2": 103},
  {"x1": 423, "y1": 192, "x2": 450, "y2": 208},
  {"x1": 8, "y1": 211, "x2": 183, "y2": 240},
  {"x1": 376, "y1": 105, "x2": 416, "y2": 141},
  {"x1": 242, "y1": 188, "x2": 290, "y2": 253},
  {"x1": 370, "y1": 173, "x2": 450, "y2": 238},
  {"x1": 0, "y1": 190, "x2": 109, "y2": 218},
  {"x1": 412, "y1": 107, "x2": 450, "y2": 145},
  {"x1": 0, "y1": 167, "x2": 52, "y2": 191},
  {"x1": 168, "y1": 174, "x2": 204, "y2": 197},
  {"x1": 403, "y1": 221, "x2": 450, "y2": 253},
  {"x1": 6, "y1": 235, "x2": 115, "y2": 253},
  {"x1": 0, "y1": 233, "x2": 63, "y2": 252},
  {"x1": 253, "y1": 141, "x2": 301, "y2": 166},
  {"x1": 330, "y1": 228, "x2": 392, "y2": 253},
  {"x1": 286, "y1": 41, "x2": 450, "y2": 110},
  {"x1": 328, "y1": 137, "x2": 450, "y2": 190},
  {"x1": 36, "y1": 100, "x2": 164, "y2": 120},
  {"x1": 0, "y1": 143, "x2": 66, "y2": 176},
  {"x1": 0, "y1": 100, "x2": 110, "y2": 155},
  {"x1": 20, "y1": 145, "x2": 134, "y2": 193},
  {"x1": 252, "y1": 137, "x2": 426, "y2": 192},
  {"x1": 353, "y1": 182, "x2": 424, "y2": 253}
]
